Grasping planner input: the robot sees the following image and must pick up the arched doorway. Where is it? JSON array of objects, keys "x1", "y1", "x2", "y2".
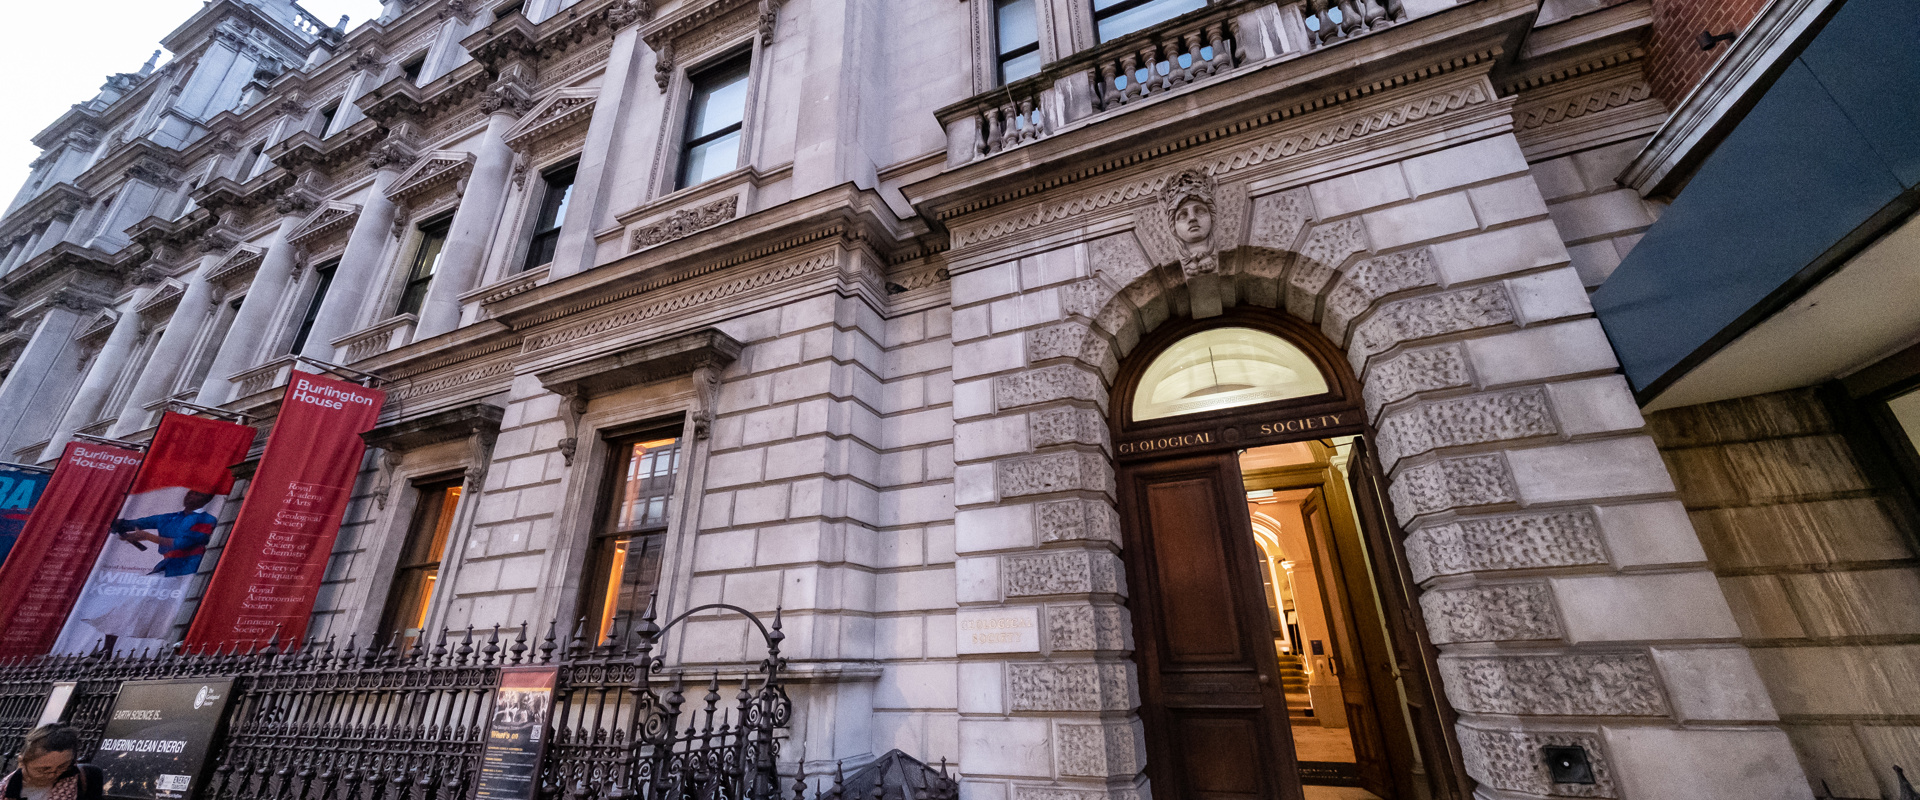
[{"x1": 1110, "y1": 310, "x2": 1461, "y2": 800}]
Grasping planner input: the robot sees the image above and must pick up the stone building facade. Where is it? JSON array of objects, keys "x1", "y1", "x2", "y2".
[{"x1": 0, "y1": 0, "x2": 1910, "y2": 799}]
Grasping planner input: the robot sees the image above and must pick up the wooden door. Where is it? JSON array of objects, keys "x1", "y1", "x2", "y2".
[
  {"x1": 1346, "y1": 439, "x2": 1473, "y2": 800},
  {"x1": 1299, "y1": 489, "x2": 1397, "y2": 798},
  {"x1": 1119, "y1": 453, "x2": 1303, "y2": 800}
]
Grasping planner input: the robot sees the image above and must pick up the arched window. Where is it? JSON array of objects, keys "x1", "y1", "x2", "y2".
[{"x1": 1131, "y1": 326, "x2": 1330, "y2": 421}]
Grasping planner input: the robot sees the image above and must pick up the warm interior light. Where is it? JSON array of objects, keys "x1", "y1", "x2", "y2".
[{"x1": 1133, "y1": 328, "x2": 1329, "y2": 421}]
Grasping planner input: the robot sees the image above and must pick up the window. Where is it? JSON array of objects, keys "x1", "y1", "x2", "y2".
[
  {"x1": 582, "y1": 434, "x2": 684, "y2": 646},
  {"x1": 678, "y1": 55, "x2": 751, "y2": 189},
  {"x1": 91, "y1": 194, "x2": 119, "y2": 239},
  {"x1": 178, "y1": 297, "x2": 243, "y2": 394},
  {"x1": 1093, "y1": 0, "x2": 1206, "y2": 42},
  {"x1": 396, "y1": 215, "x2": 450, "y2": 316},
  {"x1": 378, "y1": 479, "x2": 462, "y2": 650},
  {"x1": 1132, "y1": 327, "x2": 1330, "y2": 421},
  {"x1": 521, "y1": 164, "x2": 576, "y2": 272},
  {"x1": 996, "y1": 0, "x2": 1042, "y2": 83},
  {"x1": 317, "y1": 101, "x2": 340, "y2": 137},
  {"x1": 287, "y1": 258, "x2": 338, "y2": 355},
  {"x1": 400, "y1": 54, "x2": 426, "y2": 85},
  {"x1": 242, "y1": 142, "x2": 267, "y2": 180}
]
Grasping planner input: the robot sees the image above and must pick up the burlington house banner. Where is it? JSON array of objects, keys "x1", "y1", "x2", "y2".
[{"x1": 0, "y1": 442, "x2": 144, "y2": 658}]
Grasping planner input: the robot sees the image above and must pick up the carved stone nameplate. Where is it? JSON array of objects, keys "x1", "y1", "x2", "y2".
[
  {"x1": 1115, "y1": 408, "x2": 1363, "y2": 460},
  {"x1": 956, "y1": 608, "x2": 1040, "y2": 654}
]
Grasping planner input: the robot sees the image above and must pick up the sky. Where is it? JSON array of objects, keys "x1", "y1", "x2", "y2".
[{"x1": 0, "y1": 0, "x2": 382, "y2": 199}]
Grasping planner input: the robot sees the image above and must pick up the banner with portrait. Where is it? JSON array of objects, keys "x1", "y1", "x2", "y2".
[
  {"x1": 54, "y1": 414, "x2": 254, "y2": 655},
  {"x1": 0, "y1": 462, "x2": 54, "y2": 567},
  {"x1": 0, "y1": 442, "x2": 143, "y2": 658},
  {"x1": 186, "y1": 372, "x2": 384, "y2": 650}
]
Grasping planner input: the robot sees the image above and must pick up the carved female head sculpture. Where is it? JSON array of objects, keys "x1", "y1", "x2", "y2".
[{"x1": 1160, "y1": 168, "x2": 1218, "y2": 274}]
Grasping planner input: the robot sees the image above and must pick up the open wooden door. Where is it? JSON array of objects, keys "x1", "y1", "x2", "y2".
[
  {"x1": 1298, "y1": 489, "x2": 1398, "y2": 799},
  {"x1": 1346, "y1": 439, "x2": 1474, "y2": 800},
  {"x1": 1119, "y1": 453, "x2": 1303, "y2": 800}
]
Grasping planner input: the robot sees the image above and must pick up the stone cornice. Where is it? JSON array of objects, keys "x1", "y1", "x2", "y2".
[
  {"x1": 0, "y1": 184, "x2": 90, "y2": 242},
  {"x1": 903, "y1": 0, "x2": 1536, "y2": 226},
  {"x1": 71, "y1": 139, "x2": 182, "y2": 197},
  {"x1": 387, "y1": 151, "x2": 478, "y2": 204},
  {"x1": 533, "y1": 328, "x2": 742, "y2": 400},
  {"x1": 0, "y1": 243, "x2": 124, "y2": 305},
  {"x1": 1619, "y1": 0, "x2": 1838, "y2": 198},
  {"x1": 502, "y1": 87, "x2": 597, "y2": 153},
  {"x1": 287, "y1": 201, "x2": 363, "y2": 248},
  {"x1": 361, "y1": 401, "x2": 505, "y2": 453}
]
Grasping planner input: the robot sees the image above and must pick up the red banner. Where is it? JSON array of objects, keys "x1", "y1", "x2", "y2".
[
  {"x1": 0, "y1": 442, "x2": 144, "y2": 658},
  {"x1": 186, "y1": 372, "x2": 385, "y2": 650},
  {"x1": 54, "y1": 413, "x2": 255, "y2": 655}
]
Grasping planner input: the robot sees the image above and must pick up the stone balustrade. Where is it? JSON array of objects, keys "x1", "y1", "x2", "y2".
[
  {"x1": 335, "y1": 313, "x2": 418, "y2": 363},
  {"x1": 936, "y1": 0, "x2": 1408, "y2": 167},
  {"x1": 229, "y1": 355, "x2": 297, "y2": 401}
]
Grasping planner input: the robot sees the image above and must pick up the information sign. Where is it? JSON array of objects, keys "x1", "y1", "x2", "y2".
[
  {"x1": 474, "y1": 667, "x2": 558, "y2": 800},
  {"x1": 95, "y1": 678, "x2": 234, "y2": 800}
]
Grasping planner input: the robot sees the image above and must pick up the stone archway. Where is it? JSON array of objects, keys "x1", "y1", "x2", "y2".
[{"x1": 948, "y1": 145, "x2": 1802, "y2": 800}]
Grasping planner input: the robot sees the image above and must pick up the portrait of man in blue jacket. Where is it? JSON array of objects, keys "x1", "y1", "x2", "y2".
[{"x1": 111, "y1": 490, "x2": 218, "y2": 577}]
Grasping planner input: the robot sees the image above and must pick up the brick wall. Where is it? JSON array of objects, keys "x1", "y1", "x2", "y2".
[{"x1": 1646, "y1": 0, "x2": 1771, "y2": 108}]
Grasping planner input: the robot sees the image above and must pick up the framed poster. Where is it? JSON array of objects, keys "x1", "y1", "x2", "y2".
[
  {"x1": 475, "y1": 667, "x2": 558, "y2": 800},
  {"x1": 95, "y1": 678, "x2": 234, "y2": 800}
]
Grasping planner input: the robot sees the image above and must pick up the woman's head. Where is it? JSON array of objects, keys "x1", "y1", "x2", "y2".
[{"x1": 17, "y1": 724, "x2": 78, "y2": 784}]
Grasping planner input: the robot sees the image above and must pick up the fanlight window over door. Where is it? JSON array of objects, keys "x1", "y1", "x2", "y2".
[{"x1": 1132, "y1": 327, "x2": 1330, "y2": 421}]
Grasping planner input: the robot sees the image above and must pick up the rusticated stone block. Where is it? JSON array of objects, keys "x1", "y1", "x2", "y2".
[
  {"x1": 1439, "y1": 652, "x2": 1668, "y2": 716},
  {"x1": 1030, "y1": 406, "x2": 1107, "y2": 449},
  {"x1": 1376, "y1": 386, "x2": 1560, "y2": 467},
  {"x1": 1323, "y1": 248, "x2": 1440, "y2": 343},
  {"x1": 1458, "y1": 724, "x2": 1616, "y2": 798},
  {"x1": 1048, "y1": 603, "x2": 1130, "y2": 651},
  {"x1": 1087, "y1": 231, "x2": 1153, "y2": 288},
  {"x1": 1287, "y1": 218, "x2": 1370, "y2": 319},
  {"x1": 1421, "y1": 583, "x2": 1563, "y2": 644},
  {"x1": 1027, "y1": 322, "x2": 1114, "y2": 373},
  {"x1": 1248, "y1": 189, "x2": 1310, "y2": 251},
  {"x1": 1013, "y1": 788, "x2": 1141, "y2": 800},
  {"x1": 1058, "y1": 721, "x2": 1140, "y2": 778},
  {"x1": 1361, "y1": 343, "x2": 1472, "y2": 418},
  {"x1": 996, "y1": 364, "x2": 1105, "y2": 411},
  {"x1": 999, "y1": 450, "x2": 1113, "y2": 498},
  {"x1": 1005, "y1": 549, "x2": 1121, "y2": 597},
  {"x1": 1404, "y1": 509, "x2": 1608, "y2": 583},
  {"x1": 1036, "y1": 498, "x2": 1122, "y2": 544},
  {"x1": 1350, "y1": 284, "x2": 1516, "y2": 367},
  {"x1": 1008, "y1": 661, "x2": 1132, "y2": 711},
  {"x1": 1387, "y1": 454, "x2": 1517, "y2": 522},
  {"x1": 1058, "y1": 278, "x2": 1113, "y2": 321}
]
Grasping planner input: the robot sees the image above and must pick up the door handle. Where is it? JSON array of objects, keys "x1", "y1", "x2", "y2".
[{"x1": 1259, "y1": 674, "x2": 1270, "y2": 685}]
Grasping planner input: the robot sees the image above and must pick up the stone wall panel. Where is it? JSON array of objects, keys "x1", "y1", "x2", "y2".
[
  {"x1": 1247, "y1": 189, "x2": 1311, "y2": 251},
  {"x1": 1404, "y1": 509, "x2": 1609, "y2": 583},
  {"x1": 1008, "y1": 662, "x2": 1132, "y2": 711},
  {"x1": 1323, "y1": 248, "x2": 1440, "y2": 343},
  {"x1": 1421, "y1": 583, "x2": 1564, "y2": 644},
  {"x1": 1458, "y1": 724, "x2": 1617, "y2": 798},
  {"x1": 1440, "y1": 652, "x2": 1669, "y2": 716},
  {"x1": 995, "y1": 364, "x2": 1106, "y2": 411},
  {"x1": 1376, "y1": 386, "x2": 1560, "y2": 467},
  {"x1": 999, "y1": 450, "x2": 1114, "y2": 498},
  {"x1": 1048, "y1": 603, "x2": 1130, "y2": 651},
  {"x1": 1029, "y1": 406, "x2": 1108, "y2": 450},
  {"x1": 1387, "y1": 453, "x2": 1518, "y2": 522},
  {"x1": 1005, "y1": 549, "x2": 1122, "y2": 597},
  {"x1": 1037, "y1": 498, "x2": 1122, "y2": 544},
  {"x1": 1361, "y1": 342, "x2": 1473, "y2": 419},
  {"x1": 1286, "y1": 218, "x2": 1370, "y2": 319},
  {"x1": 1057, "y1": 721, "x2": 1140, "y2": 777},
  {"x1": 1351, "y1": 284, "x2": 1516, "y2": 369}
]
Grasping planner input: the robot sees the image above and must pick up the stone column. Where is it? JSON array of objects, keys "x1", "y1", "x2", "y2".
[
  {"x1": 107, "y1": 250, "x2": 227, "y2": 437},
  {"x1": 412, "y1": 76, "x2": 526, "y2": 339},
  {"x1": 300, "y1": 145, "x2": 410, "y2": 361},
  {"x1": 40, "y1": 295, "x2": 147, "y2": 460},
  {"x1": 0, "y1": 299, "x2": 92, "y2": 458},
  {"x1": 191, "y1": 199, "x2": 312, "y2": 406},
  {"x1": 547, "y1": 18, "x2": 645, "y2": 280}
]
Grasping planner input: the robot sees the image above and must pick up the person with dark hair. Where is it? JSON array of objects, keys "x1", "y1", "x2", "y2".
[{"x1": 2, "y1": 724, "x2": 103, "y2": 800}]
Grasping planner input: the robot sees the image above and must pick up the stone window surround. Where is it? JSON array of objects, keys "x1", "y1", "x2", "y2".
[
  {"x1": 489, "y1": 152, "x2": 584, "y2": 291},
  {"x1": 647, "y1": 22, "x2": 769, "y2": 204},
  {"x1": 533, "y1": 329, "x2": 742, "y2": 640}
]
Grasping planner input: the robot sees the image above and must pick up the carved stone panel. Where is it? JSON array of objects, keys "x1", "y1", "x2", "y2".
[
  {"x1": 994, "y1": 364, "x2": 1106, "y2": 411},
  {"x1": 1029, "y1": 406, "x2": 1107, "y2": 450},
  {"x1": 629, "y1": 196, "x2": 739, "y2": 251},
  {"x1": 1403, "y1": 509, "x2": 1608, "y2": 584},
  {"x1": 1361, "y1": 342, "x2": 1472, "y2": 419},
  {"x1": 998, "y1": 450, "x2": 1114, "y2": 498},
  {"x1": 1458, "y1": 724, "x2": 1617, "y2": 798},
  {"x1": 1004, "y1": 549, "x2": 1122, "y2": 597},
  {"x1": 1375, "y1": 386, "x2": 1560, "y2": 467},
  {"x1": 1048, "y1": 602, "x2": 1130, "y2": 651},
  {"x1": 1323, "y1": 248, "x2": 1439, "y2": 343},
  {"x1": 1439, "y1": 652, "x2": 1669, "y2": 717},
  {"x1": 1350, "y1": 284, "x2": 1516, "y2": 368},
  {"x1": 1035, "y1": 498, "x2": 1122, "y2": 544},
  {"x1": 1420, "y1": 583, "x2": 1563, "y2": 644},
  {"x1": 1386, "y1": 453, "x2": 1518, "y2": 522},
  {"x1": 1008, "y1": 662, "x2": 1132, "y2": 711}
]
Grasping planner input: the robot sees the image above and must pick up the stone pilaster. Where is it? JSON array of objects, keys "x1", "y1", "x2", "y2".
[
  {"x1": 413, "y1": 74, "x2": 527, "y2": 340},
  {"x1": 300, "y1": 148, "x2": 410, "y2": 360},
  {"x1": 107, "y1": 251, "x2": 226, "y2": 435},
  {"x1": 40, "y1": 295, "x2": 147, "y2": 460},
  {"x1": 189, "y1": 199, "x2": 311, "y2": 407}
]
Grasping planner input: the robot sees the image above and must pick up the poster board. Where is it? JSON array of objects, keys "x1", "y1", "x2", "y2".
[
  {"x1": 95, "y1": 678, "x2": 234, "y2": 800},
  {"x1": 474, "y1": 667, "x2": 558, "y2": 800}
]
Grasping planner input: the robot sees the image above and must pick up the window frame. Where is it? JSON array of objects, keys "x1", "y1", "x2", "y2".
[
  {"x1": 520, "y1": 161, "x2": 577, "y2": 273},
  {"x1": 317, "y1": 100, "x2": 342, "y2": 138},
  {"x1": 1113, "y1": 310, "x2": 1360, "y2": 436},
  {"x1": 395, "y1": 213, "x2": 453, "y2": 317},
  {"x1": 579, "y1": 428, "x2": 687, "y2": 648},
  {"x1": 994, "y1": 0, "x2": 1044, "y2": 85},
  {"x1": 400, "y1": 54, "x2": 427, "y2": 86},
  {"x1": 287, "y1": 257, "x2": 339, "y2": 355},
  {"x1": 676, "y1": 51, "x2": 755, "y2": 191},
  {"x1": 376, "y1": 477, "x2": 464, "y2": 651},
  {"x1": 1091, "y1": 0, "x2": 1209, "y2": 43}
]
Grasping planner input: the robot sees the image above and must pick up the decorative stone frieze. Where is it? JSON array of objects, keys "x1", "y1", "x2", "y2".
[
  {"x1": 994, "y1": 364, "x2": 1105, "y2": 412},
  {"x1": 1323, "y1": 248, "x2": 1439, "y2": 343},
  {"x1": 520, "y1": 253, "x2": 836, "y2": 352},
  {"x1": 1375, "y1": 386, "x2": 1559, "y2": 467},
  {"x1": 998, "y1": 450, "x2": 1114, "y2": 499},
  {"x1": 1035, "y1": 499, "x2": 1121, "y2": 544},
  {"x1": 1420, "y1": 583, "x2": 1562, "y2": 644},
  {"x1": 1351, "y1": 284, "x2": 1516, "y2": 365},
  {"x1": 1047, "y1": 603, "x2": 1129, "y2": 651},
  {"x1": 1387, "y1": 453, "x2": 1517, "y2": 521},
  {"x1": 1029, "y1": 406, "x2": 1106, "y2": 450},
  {"x1": 1439, "y1": 652, "x2": 1668, "y2": 717},
  {"x1": 1008, "y1": 662, "x2": 1131, "y2": 711},
  {"x1": 1458, "y1": 724, "x2": 1616, "y2": 798},
  {"x1": 1058, "y1": 721, "x2": 1139, "y2": 777},
  {"x1": 630, "y1": 196, "x2": 739, "y2": 251},
  {"x1": 1005, "y1": 550, "x2": 1121, "y2": 598},
  {"x1": 1403, "y1": 509, "x2": 1608, "y2": 583},
  {"x1": 1361, "y1": 342, "x2": 1472, "y2": 418}
]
